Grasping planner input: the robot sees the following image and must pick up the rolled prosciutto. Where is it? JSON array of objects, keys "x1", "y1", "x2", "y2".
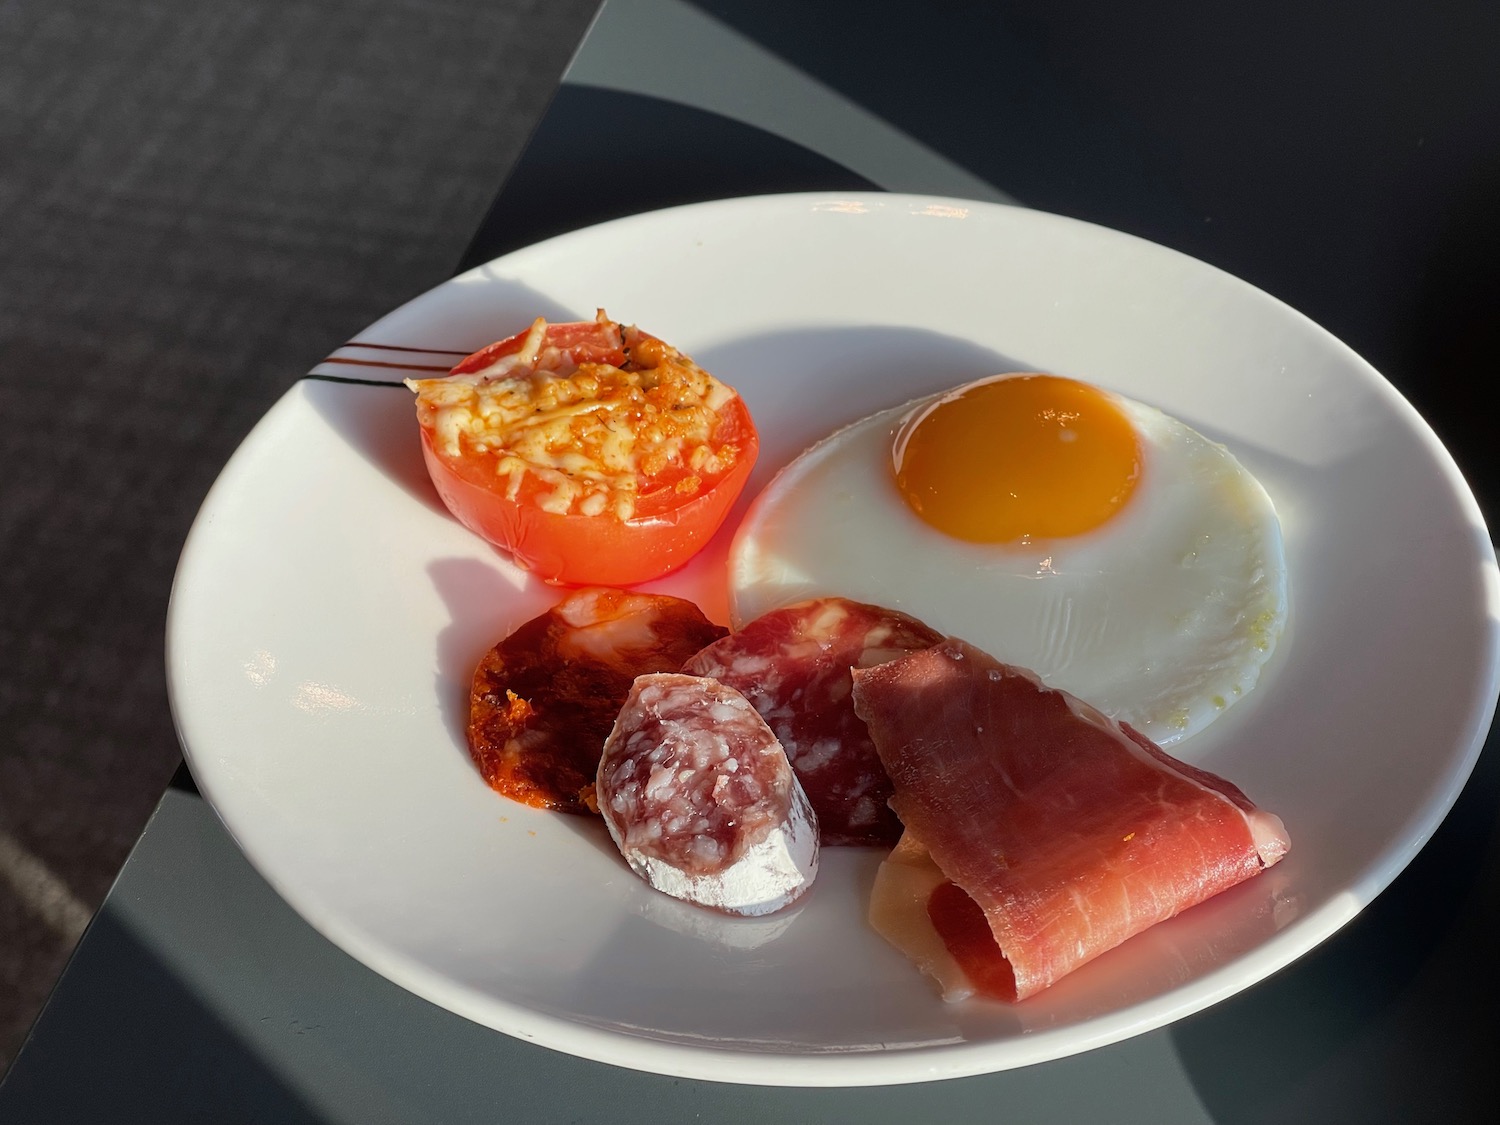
[{"x1": 851, "y1": 638, "x2": 1289, "y2": 1002}]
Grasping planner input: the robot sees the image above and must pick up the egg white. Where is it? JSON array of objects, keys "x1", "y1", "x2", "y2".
[{"x1": 728, "y1": 388, "x2": 1289, "y2": 745}]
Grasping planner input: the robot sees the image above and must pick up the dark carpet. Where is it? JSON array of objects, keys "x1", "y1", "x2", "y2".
[{"x1": 0, "y1": 0, "x2": 598, "y2": 1071}]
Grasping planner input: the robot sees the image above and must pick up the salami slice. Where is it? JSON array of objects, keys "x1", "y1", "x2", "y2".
[
  {"x1": 682, "y1": 597, "x2": 943, "y2": 845},
  {"x1": 597, "y1": 673, "x2": 819, "y2": 916},
  {"x1": 467, "y1": 588, "x2": 727, "y2": 813}
]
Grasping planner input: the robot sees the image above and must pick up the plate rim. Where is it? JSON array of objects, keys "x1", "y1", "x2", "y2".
[{"x1": 166, "y1": 190, "x2": 1500, "y2": 1087}]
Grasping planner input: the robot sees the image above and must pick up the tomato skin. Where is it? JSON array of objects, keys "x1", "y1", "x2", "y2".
[{"x1": 415, "y1": 322, "x2": 759, "y2": 587}]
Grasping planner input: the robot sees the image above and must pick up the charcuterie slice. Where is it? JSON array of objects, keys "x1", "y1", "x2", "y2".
[
  {"x1": 852, "y1": 638, "x2": 1289, "y2": 1001},
  {"x1": 597, "y1": 673, "x2": 819, "y2": 916},
  {"x1": 683, "y1": 597, "x2": 942, "y2": 846},
  {"x1": 468, "y1": 589, "x2": 727, "y2": 813}
]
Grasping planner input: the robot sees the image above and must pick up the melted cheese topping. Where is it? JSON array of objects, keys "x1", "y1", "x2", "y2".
[{"x1": 408, "y1": 321, "x2": 738, "y2": 520}]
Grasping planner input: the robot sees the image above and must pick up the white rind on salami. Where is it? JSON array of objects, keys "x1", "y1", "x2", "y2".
[
  {"x1": 597, "y1": 673, "x2": 819, "y2": 916},
  {"x1": 614, "y1": 790, "x2": 818, "y2": 917}
]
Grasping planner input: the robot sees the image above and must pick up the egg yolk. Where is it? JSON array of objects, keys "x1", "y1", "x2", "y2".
[{"x1": 892, "y1": 374, "x2": 1142, "y2": 543}]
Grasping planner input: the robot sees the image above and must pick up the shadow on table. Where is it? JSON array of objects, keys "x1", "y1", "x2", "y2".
[
  {"x1": 0, "y1": 907, "x2": 322, "y2": 1125},
  {"x1": 460, "y1": 85, "x2": 877, "y2": 269},
  {"x1": 1170, "y1": 714, "x2": 1500, "y2": 1123}
]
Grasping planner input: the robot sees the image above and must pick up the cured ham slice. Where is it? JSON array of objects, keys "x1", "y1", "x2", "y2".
[
  {"x1": 597, "y1": 673, "x2": 818, "y2": 916},
  {"x1": 467, "y1": 588, "x2": 727, "y2": 813},
  {"x1": 683, "y1": 597, "x2": 942, "y2": 846},
  {"x1": 852, "y1": 638, "x2": 1289, "y2": 1001}
]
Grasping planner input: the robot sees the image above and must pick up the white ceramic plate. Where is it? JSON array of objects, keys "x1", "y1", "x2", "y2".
[{"x1": 167, "y1": 193, "x2": 1500, "y2": 1086}]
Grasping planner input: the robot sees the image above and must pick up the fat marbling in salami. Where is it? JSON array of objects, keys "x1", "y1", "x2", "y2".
[
  {"x1": 682, "y1": 597, "x2": 943, "y2": 845},
  {"x1": 597, "y1": 673, "x2": 819, "y2": 915}
]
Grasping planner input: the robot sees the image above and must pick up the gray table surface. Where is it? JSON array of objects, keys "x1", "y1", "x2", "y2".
[{"x1": 4, "y1": 1, "x2": 1498, "y2": 1121}]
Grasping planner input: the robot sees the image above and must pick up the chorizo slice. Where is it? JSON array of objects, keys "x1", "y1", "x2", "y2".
[
  {"x1": 597, "y1": 673, "x2": 819, "y2": 916},
  {"x1": 467, "y1": 588, "x2": 727, "y2": 813}
]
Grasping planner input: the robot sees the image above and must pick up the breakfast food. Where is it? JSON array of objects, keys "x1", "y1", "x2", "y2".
[
  {"x1": 682, "y1": 597, "x2": 943, "y2": 846},
  {"x1": 730, "y1": 373, "x2": 1288, "y2": 746},
  {"x1": 408, "y1": 313, "x2": 758, "y2": 585},
  {"x1": 468, "y1": 588, "x2": 727, "y2": 813},
  {"x1": 597, "y1": 673, "x2": 819, "y2": 915},
  {"x1": 448, "y1": 348, "x2": 1294, "y2": 998},
  {"x1": 852, "y1": 638, "x2": 1290, "y2": 1001}
]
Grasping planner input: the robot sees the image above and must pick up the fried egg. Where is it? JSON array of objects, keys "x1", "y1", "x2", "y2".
[{"x1": 728, "y1": 374, "x2": 1288, "y2": 745}]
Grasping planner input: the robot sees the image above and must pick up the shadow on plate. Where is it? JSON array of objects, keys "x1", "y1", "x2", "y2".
[
  {"x1": 299, "y1": 279, "x2": 583, "y2": 521},
  {"x1": 690, "y1": 324, "x2": 1035, "y2": 481},
  {"x1": 424, "y1": 554, "x2": 625, "y2": 864}
]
